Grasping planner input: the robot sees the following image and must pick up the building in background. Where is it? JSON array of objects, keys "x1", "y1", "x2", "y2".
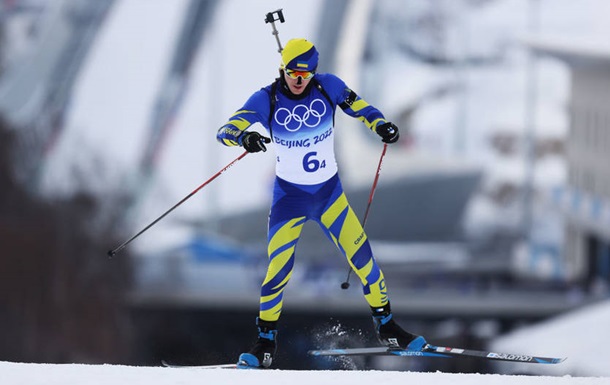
[{"x1": 528, "y1": 39, "x2": 610, "y2": 294}]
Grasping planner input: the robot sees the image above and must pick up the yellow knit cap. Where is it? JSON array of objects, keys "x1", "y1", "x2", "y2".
[{"x1": 281, "y1": 38, "x2": 319, "y2": 71}]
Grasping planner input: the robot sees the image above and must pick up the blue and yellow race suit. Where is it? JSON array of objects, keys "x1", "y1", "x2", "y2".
[{"x1": 217, "y1": 73, "x2": 390, "y2": 322}]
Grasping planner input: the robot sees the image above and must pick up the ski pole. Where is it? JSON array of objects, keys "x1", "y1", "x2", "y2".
[
  {"x1": 341, "y1": 143, "x2": 388, "y2": 289},
  {"x1": 107, "y1": 150, "x2": 248, "y2": 257},
  {"x1": 265, "y1": 9, "x2": 285, "y2": 53}
]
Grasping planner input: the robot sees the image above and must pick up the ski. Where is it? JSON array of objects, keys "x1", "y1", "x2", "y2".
[
  {"x1": 161, "y1": 360, "x2": 239, "y2": 369},
  {"x1": 308, "y1": 345, "x2": 566, "y2": 365}
]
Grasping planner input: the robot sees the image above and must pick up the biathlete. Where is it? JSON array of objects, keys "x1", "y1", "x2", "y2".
[{"x1": 217, "y1": 38, "x2": 427, "y2": 368}]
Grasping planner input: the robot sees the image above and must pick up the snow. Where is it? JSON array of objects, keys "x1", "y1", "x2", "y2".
[
  {"x1": 4, "y1": 301, "x2": 610, "y2": 384},
  {"x1": 4, "y1": 2, "x2": 610, "y2": 381},
  {"x1": 5, "y1": 300, "x2": 610, "y2": 383},
  {"x1": 492, "y1": 299, "x2": 610, "y2": 377},
  {"x1": 1, "y1": 361, "x2": 608, "y2": 385}
]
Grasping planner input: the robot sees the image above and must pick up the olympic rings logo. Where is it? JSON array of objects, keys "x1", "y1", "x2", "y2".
[{"x1": 274, "y1": 98, "x2": 327, "y2": 132}]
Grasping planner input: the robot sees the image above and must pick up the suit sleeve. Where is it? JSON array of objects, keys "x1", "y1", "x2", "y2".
[
  {"x1": 320, "y1": 73, "x2": 388, "y2": 132},
  {"x1": 216, "y1": 88, "x2": 271, "y2": 147}
]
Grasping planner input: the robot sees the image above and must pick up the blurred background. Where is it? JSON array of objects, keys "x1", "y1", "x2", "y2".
[{"x1": 1, "y1": 0, "x2": 609, "y2": 376}]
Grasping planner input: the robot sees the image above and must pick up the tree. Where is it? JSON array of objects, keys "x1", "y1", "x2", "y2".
[{"x1": 0, "y1": 117, "x2": 133, "y2": 363}]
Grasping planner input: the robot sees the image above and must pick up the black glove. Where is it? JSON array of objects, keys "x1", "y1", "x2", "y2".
[
  {"x1": 376, "y1": 122, "x2": 400, "y2": 144},
  {"x1": 240, "y1": 131, "x2": 271, "y2": 153}
]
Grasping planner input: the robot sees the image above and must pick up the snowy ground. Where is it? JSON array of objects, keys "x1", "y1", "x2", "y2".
[
  {"x1": 491, "y1": 299, "x2": 610, "y2": 377},
  {"x1": 10, "y1": 300, "x2": 610, "y2": 384},
  {"x1": 1, "y1": 361, "x2": 608, "y2": 385}
]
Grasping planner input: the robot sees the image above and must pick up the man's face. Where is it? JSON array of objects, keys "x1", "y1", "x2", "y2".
[{"x1": 283, "y1": 68, "x2": 314, "y2": 95}]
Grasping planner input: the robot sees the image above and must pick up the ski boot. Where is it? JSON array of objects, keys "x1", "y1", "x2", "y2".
[
  {"x1": 372, "y1": 303, "x2": 427, "y2": 351},
  {"x1": 237, "y1": 318, "x2": 277, "y2": 368}
]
